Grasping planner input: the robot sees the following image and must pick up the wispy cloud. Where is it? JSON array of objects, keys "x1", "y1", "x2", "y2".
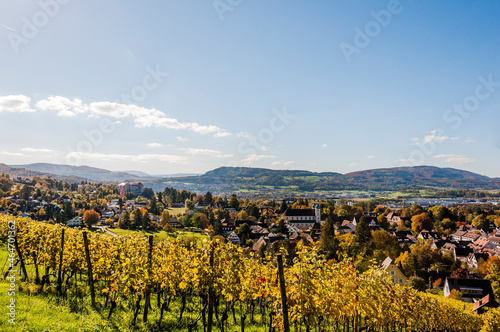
[
  {"x1": 321, "y1": 144, "x2": 327, "y2": 148},
  {"x1": 464, "y1": 137, "x2": 477, "y2": 143},
  {"x1": 241, "y1": 154, "x2": 275, "y2": 165},
  {"x1": 0, "y1": 24, "x2": 16, "y2": 32},
  {"x1": 433, "y1": 154, "x2": 475, "y2": 165},
  {"x1": 21, "y1": 147, "x2": 58, "y2": 153},
  {"x1": 66, "y1": 152, "x2": 188, "y2": 164},
  {"x1": 176, "y1": 137, "x2": 189, "y2": 142},
  {"x1": 348, "y1": 162, "x2": 358, "y2": 167},
  {"x1": 182, "y1": 148, "x2": 233, "y2": 158},
  {"x1": 271, "y1": 161, "x2": 295, "y2": 167},
  {"x1": 146, "y1": 143, "x2": 163, "y2": 148},
  {"x1": 0, "y1": 150, "x2": 23, "y2": 156},
  {"x1": 412, "y1": 130, "x2": 458, "y2": 145},
  {"x1": 367, "y1": 155, "x2": 376, "y2": 159}
]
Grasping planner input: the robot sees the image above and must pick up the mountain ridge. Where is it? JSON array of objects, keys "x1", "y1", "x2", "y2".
[{"x1": 3, "y1": 162, "x2": 500, "y2": 192}]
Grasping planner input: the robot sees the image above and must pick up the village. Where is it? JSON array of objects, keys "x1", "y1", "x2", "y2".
[{"x1": 1, "y1": 174, "x2": 500, "y2": 314}]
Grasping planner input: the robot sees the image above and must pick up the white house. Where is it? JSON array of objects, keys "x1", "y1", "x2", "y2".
[
  {"x1": 67, "y1": 217, "x2": 82, "y2": 227},
  {"x1": 227, "y1": 231, "x2": 240, "y2": 245}
]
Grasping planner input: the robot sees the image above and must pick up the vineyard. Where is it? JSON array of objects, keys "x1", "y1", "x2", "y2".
[{"x1": 1, "y1": 215, "x2": 500, "y2": 332}]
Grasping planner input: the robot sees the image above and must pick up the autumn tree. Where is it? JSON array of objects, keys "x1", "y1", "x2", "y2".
[
  {"x1": 472, "y1": 214, "x2": 489, "y2": 229},
  {"x1": 411, "y1": 213, "x2": 433, "y2": 234},
  {"x1": 396, "y1": 251, "x2": 416, "y2": 276},
  {"x1": 485, "y1": 256, "x2": 500, "y2": 299},
  {"x1": 83, "y1": 209, "x2": 100, "y2": 228},
  {"x1": 161, "y1": 209, "x2": 171, "y2": 230}
]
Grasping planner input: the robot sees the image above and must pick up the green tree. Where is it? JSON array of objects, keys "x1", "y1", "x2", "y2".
[
  {"x1": 354, "y1": 216, "x2": 372, "y2": 245},
  {"x1": 237, "y1": 223, "x2": 251, "y2": 244},
  {"x1": 279, "y1": 200, "x2": 288, "y2": 214},
  {"x1": 121, "y1": 210, "x2": 131, "y2": 229},
  {"x1": 131, "y1": 210, "x2": 142, "y2": 230},
  {"x1": 142, "y1": 188, "x2": 154, "y2": 199},
  {"x1": 320, "y1": 215, "x2": 339, "y2": 260},
  {"x1": 142, "y1": 209, "x2": 151, "y2": 229},
  {"x1": 409, "y1": 276, "x2": 427, "y2": 291},
  {"x1": 149, "y1": 196, "x2": 158, "y2": 215},
  {"x1": 204, "y1": 191, "x2": 213, "y2": 205},
  {"x1": 229, "y1": 194, "x2": 240, "y2": 210},
  {"x1": 276, "y1": 219, "x2": 287, "y2": 235}
]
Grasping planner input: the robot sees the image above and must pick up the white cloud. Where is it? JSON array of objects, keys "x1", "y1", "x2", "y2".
[
  {"x1": 21, "y1": 147, "x2": 58, "y2": 153},
  {"x1": 146, "y1": 143, "x2": 163, "y2": 148},
  {"x1": 423, "y1": 130, "x2": 449, "y2": 143},
  {"x1": 464, "y1": 137, "x2": 477, "y2": 143},
  {"x1": 321, "y1": 144, "x2": 327, "y2": 148},
  {"x1": 412, "y1": 130, "x2": 459, "y2": 145},
  {"x1": 0, "y1": 95, "x2": 34, "y2": 113},
  {"x1": 241, "y1": 154, "x2": 275, "y2": 165},
  {"x1": 66, "y1": 152, "x2": 188, "y2": 164},
  {"x1": 367, "y1": 155, "x2": 376, "y2": 159},
  {"x1": 348, "y1": 162, "x2": 358, "y2": 167},
  {"x1": 176, "y1": 137, "x2": 189, "y2": 142},
  {"x1": 182, "y1": 148, "x2": 233, "y2": 158},
  {"x1": 271, "y1": 161, "x2": 295, "y2": 167},
  {"x1": 36, "y1": 96, "x2": 88, "y2": 117},
  {"x1": 237, "y1": 132, "x2": 251, "y2": 138},
  {"x1": 433, "y1": 154, "x2": 475, "y2": 165},
  {"x1": 183, "y1": 148, "x2": 222, "y2": 155},
  {"x1": 0, "y1": 150, "x2": 23, "y2": 156},
  {"x1": 2, "y1": 95, "x2": 231, "y2": 137}
]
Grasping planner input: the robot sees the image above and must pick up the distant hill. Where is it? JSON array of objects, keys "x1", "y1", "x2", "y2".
[
  {"x1": 3, "y1": 162, "x2": 500, "y2": 193},
  {"x1": 9, "y1": 163, "x2": 144, "y2": 182},
  {"x1": 158, "y1": 166, "x2": 500, "y2": 193},
  {"x1": 0, "y1": 163, "x2": 90, "y2": 183}
]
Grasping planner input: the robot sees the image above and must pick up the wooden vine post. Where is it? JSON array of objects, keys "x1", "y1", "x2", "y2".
[
  {"x1": 57, "y1": 228, "x2": 65, "y2": 294},
  {"x1": 277, "y1": 253, "x2": 290, "y2": 332},
  {"x1": 143, "y1": 235, "x2": 154, "y2": 323},
  {"x1": 82, "y1": 231, "x2": 96, "y2": 308},
  {"x1": 207, "y1": 245, "x2": 215, "y2": 332},
  {"x1": 14, "y1": 227, "x2": 28, "y2": 281}
]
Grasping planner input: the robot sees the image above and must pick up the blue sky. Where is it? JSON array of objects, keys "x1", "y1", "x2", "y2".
[{"x1": 1, "y1": 0, "x2": 500, "y2": 177}]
